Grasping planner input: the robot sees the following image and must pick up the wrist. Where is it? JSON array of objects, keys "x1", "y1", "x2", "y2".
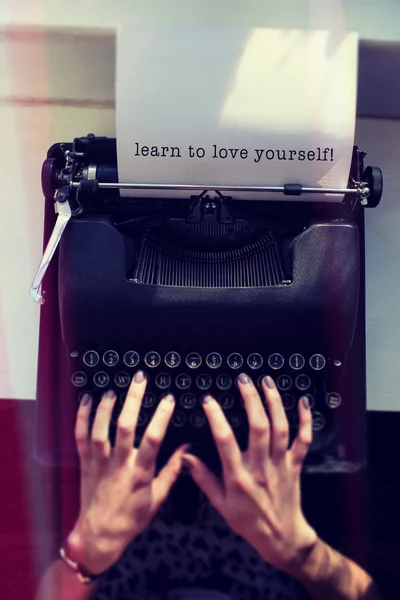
[
  {"x1": 285, "y1": 537, "x2": 381, "y2": 600},
  {"x1": 66, "y1": 524, "x2": 115, "y2": 576},
  {"x1": 284, "y1": 535, "x2": 324, "y2": 582},
  {"x1": 251, "y1": 521, "x2": 319, "y2": 576}
]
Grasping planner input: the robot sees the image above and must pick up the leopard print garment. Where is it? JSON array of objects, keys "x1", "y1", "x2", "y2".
[{"x1": 94, "y1": 477, "x2": 310, "y2": 600}]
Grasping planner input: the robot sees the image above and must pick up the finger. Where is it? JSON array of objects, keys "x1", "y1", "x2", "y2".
[
  {"x1": 237, "y1": 374, "x2": 270, "y2": 469},
  {"x1": 181, "y1": 452, "x2": 225, "y2": 513},
  {"x1": 135, "y1": 394, "x2": 176, "y2": 474},
  {"x1": 75, "y1": 393, "x2": 92, "y2": 465},
  {"x1": 201, "y1": 395, "x2": 243, "y2": 481},
  {"x1": 91, "y1": 390, "x2": 117, "y2": 461},
  {"x1": 152, "y1": 443, "x2": 191, "y2": 509},
  {"x1": 290, "y1": 396, "x2": 313, "y2": 468},
  {"x1": 114, "y1": 370, "x2": 147, "y2": 462},
  {"x1": 261, "y1": 376, "x2": 289, "y2": 460}
]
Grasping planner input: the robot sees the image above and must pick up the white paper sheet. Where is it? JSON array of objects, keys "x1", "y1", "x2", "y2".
[{"x1": 116, "y1": 26, "x2": 358, "y2": 202}]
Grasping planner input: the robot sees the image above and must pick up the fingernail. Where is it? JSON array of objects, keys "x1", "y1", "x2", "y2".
[
  {"x1": 263, "y1": 376, "x2": 275, "y2": 389},
  {"x1": 103, "y1": 389, "x2": 116, "y2": 400},
  {"x1": 201, "y1": 395, "x2": 212, "y2": 404},
  {"x1": 182, "y1": 457, "x2": 192, "y2": 470},
  {"x1": 238, "y1": 373, "x2": 250, "y2": 384},
  {"x1": 134, "y1": 370, "x2": 145, "y2": 383},
  {"x1": 301, "y1": 396, "x2": 310, "y2": 409},
  {"x1": 81, "y1": 393, "x2": 91, "y2": 406},
  {"x1": 161, "y1": 393, "x2": 175, "y2": 403}
]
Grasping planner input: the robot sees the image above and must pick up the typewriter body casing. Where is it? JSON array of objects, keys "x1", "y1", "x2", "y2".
[{"x1": 34, "y1": 135, "x2": 382, "y2": 477}]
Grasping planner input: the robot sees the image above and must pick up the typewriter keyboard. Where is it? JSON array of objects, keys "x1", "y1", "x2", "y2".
[{"x1": 69, "y1": 348, "x2": 343, "y2": 456}]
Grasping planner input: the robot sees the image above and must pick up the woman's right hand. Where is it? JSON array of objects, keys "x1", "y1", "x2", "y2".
[
  {"x1": 67, "y1": 371, "x2": 189, "y2": 575},
  {"x1": 182, "y1": 374, "x2": 318, "y2": 576}
]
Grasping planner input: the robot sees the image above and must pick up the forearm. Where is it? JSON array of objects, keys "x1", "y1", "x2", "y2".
[
  {"x1": 35, "y1": 559, "x2": 102, "y2": 600},
  {"x1": 289, "y1": 538, "x2": 382, "y2": 600}
]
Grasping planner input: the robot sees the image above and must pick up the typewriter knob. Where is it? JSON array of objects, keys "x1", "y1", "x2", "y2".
[
  {"x1": 362, "y1": 166, "x2": 383, "y2": 208},
  {"x1": 41, "y1": 158, "x2": 60, "y2": 199}
]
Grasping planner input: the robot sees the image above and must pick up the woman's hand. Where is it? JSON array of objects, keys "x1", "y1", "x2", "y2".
[
  {"x1": 182, "y1": 374, "x2": 318, "y2": 575},
  {"x1": 67, "y1": 371, "x2": 188, "y2": 575}
]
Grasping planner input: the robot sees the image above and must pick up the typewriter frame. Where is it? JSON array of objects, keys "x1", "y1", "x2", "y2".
[{"x1": 32, "y1": 135, "x2": 382, "y2": 475}]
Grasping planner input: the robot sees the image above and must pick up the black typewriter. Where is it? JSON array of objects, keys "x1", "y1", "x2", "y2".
[{"x1": 31, "y1": 134, "x2": 382, "y2": 477}]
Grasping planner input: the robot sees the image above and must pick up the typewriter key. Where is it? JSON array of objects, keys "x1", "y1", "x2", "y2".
[
  {"x1": 257, "y1": 375, "x2": 267, "y2": 388},
  {"x1": 227, "y1": 414, "x2": 242, "y2": 429},
  {"x1": 93, "y1": 371, "x2": 110, "y2": 388},
  {"x1": 218, "y1": 393, "x2": 235, "y2": 410},
  {"x1": 276, "y1": 374, "x2": 292, "y2": 391},
  {"x1": 117, "y1": 392, "x2": 127, "y2": 407},
  {"x1": 137, "y1": 411, "x2": 148, "y2": 427},
  {"x1": 155, "y1": 373, "x2": 172, "y2": 389},
  {"x1": 196, "y1": 374, "x2": 212, "y2": 391},
  {"x1": 180, "y1": 393, "x2": 197, "y2": 409},
  {"x1": 171, "y1": 411, "x2": 187, "y2": 427},
  {"x1": 281, "y1": 393, "x2": 295, "y2": 410},
  {"x1": 175, "y1": 374, "x2": 191, "y2": 390},
  {"x1": 189, "y1": 412, "x2": 206, "y2": 428},
  {"x1": 144, "y1": 351, "x2": 161, "y2": 368},
  {"x1": 83, "y1": 350, "x2": 99, "y2": 367},
  {"x1": 247, "y1": 353, "x2": 263, "y2": 370},
  {"x1": 302, "y1": 393, "x2": 315, "y2": 409},
  {"x1": 142, "y1": 393, "x2": 156, "y2": 408},
  {"x1": 71, "y1": 371, "x2": 87, "y2": 387},
  {"x1": 227, "y1": 353, "x2": 243, "y2": 370},
  {"x1": 325, "y1": 392, "x2": 342, "y2": 409},
  {"x1": 206, "y1": 352, "x2": 222, "y2": 369},
  {"x1": 216, "y1": 374, "x2": 232, "y2": 390},
  {"x1": 268, "y1": 353, "x2": 284, "y2": 370},
  {"x1": 102, "y1": 350, "x2": 119, "y2": 367},
  {"x1": 123, "y1": 351, "x2": 140, "y2": 368},
  {"x1": 311, "y1": 412, "x2": 326, "y2": 432},
  {"x1": 186, "y1": 352, "x2": 202, "y2": 369},
  {"x1": 114, "y1": 372, "x2": 131, "y2": 388},
  {"x1": 295, "y1": 374, "x2": 311, "y2": 391},
  {"x1": 309, "y1": 354, "x2": 326, "y2": 370},
  {"x1": 164, "y1": 351, "x2": 181, "y2": 368},
  {"x1": 288, "y1": 354, "x2": 305, "y2": 370}
]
